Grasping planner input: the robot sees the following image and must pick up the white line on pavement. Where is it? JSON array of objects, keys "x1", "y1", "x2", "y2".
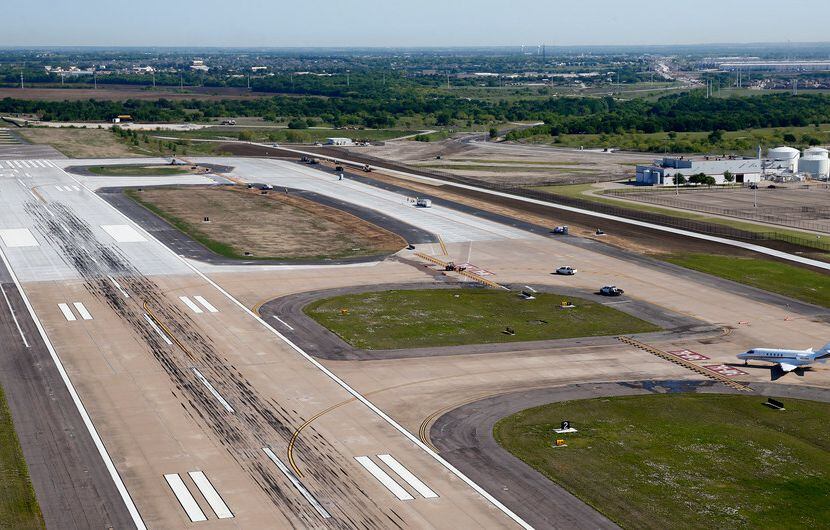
[
  {"x1": 179, "y1": 296, "x2": 203, "y2": 314},
  {"x1": 143, "y1": 314, "x2": 173, "y2": 346},
  {"x1": 58, "y1": 303, "x2": 76, "y2": 321},
  {"x1": 192, "y1": 368, "x2": 234, "y2": 413},
  {"x1": 73, "y1": 302, "x2": 93, "y2": 320},
  {"x1": 0, "y1": 284, "x2": 29, "y2": 347},
  {"x1": 188, "y1": 471, "x2": 234, "y2": 519},
  {"x1": 163, "y1": 474, "x2": 207, "y2": 523},
  {"x1": 271, "y1": 315, "x2": 294, "y2": 331},
  {"x1": 262, "y1": 447, "x2": 331, "y2": 519},
  {"x1": 377, "y1": 454, "x2": 438, "y2": 499},
  {"x1": 354, "y1": 456, "x2": 413, "y2": 501},
  {"x1": 194, "y1": 295, "x2": 218, "y2": 313}
]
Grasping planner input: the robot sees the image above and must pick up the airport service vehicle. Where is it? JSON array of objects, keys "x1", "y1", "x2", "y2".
[
  {"x1": 416, "y1": 198, "x2": 432, "y2": 208},
  {"x1": 737, "y1": 342, "x2": 830, "y2": 379},
  {"x1": 552, "y1": 226, "x2": 569, "y2": 235},
  {"x1": 221, "y1": 119, "x2": 236, "y2": 125},
  {"x1": 599, "y1": 285, "x2": 624, "y2": 296},
  {"x1": 362, "y1": 164, "x2": 373, "y2": 172},
  {"x1": 556, "y1": 266, "x2": 577, "y2": 275}
]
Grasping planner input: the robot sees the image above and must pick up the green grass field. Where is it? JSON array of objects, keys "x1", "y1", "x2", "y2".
[
  {"x1": 87, "y1": 164, "x2": 190, "y2": 176},
  {"x1": 0, "y1": 384, "x2": 44, "y2": 530},
  {"x1": 494, "y1": 393, "x2": 830, "y2": 530},
  {"x1": 304, "y1": 289, "x2": 659, "y2": 350},
  {"x1": 662, "y1": 253, "x2": 830, "y2": 308}
]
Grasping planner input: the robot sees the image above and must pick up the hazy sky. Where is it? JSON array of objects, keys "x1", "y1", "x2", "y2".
[{"x1": 2, "y1": 0, "x2": 828, "y2": 47}]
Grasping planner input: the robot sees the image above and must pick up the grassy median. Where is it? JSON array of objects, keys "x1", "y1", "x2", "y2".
[
  {"x1": 0, "y1": 384, "x2": 44, "y2": 530},
  {"x1": 662, "y1": 253, "x2": 830, "y2": 308},
  {"x1": 304, "y1": 289, "x2": 659, "y2": 349},
  {"x1": 87, "y1": 164, "x2": 191, "y2": 176},
  {"x1": 494, "y1": 393, "x2": 830, "y2": 530}
]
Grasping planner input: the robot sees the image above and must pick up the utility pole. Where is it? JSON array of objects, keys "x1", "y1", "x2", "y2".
[
  {"x1": 346, "y1": 71, "x2": 350, "y2": 87},
  {"x1": 247, "y1": 75, "x2": 250, "y2": 89},
  {"x1": 446, "y1": 71, "x2": 450, "y2": 89},
  {"x1": 94, "y1": 70, "x2": 97, "y2": 90},
  {"x1": 19, "y1": 72, "x2": 23, "y2": 89},
  {"x1": 152, "y1": 70, "x2": 155, "y2": 87},
  {"x1": 180, "y1": 73, "x2": 183, "y2": 90}
]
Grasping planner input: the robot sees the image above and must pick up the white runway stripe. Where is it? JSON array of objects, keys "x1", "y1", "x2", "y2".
[
  {"x1": 144, "y1": 314, "x2": 172, "y2": 346},
  {"x1": 58, "y1": 303, "x2": 76, "y2": 321},
  {"x1": 44, "y1": 160, "x2": 57, "y2": 167},
  {"x1": 192, "y1": 368, "x2": 234, "y2": 413},
  {"x1": 378, "y1": 454, "x2": 438, "y2": 499},
  {"x1": 262, "y1": 447, "x2": 331, "y2": 519},
  {"x1": 109, "y1": 275, "x2": 130, "y2": 298},
  {"x1": 180, "y1": 296, "x2": 203, "y2": 313},
  {"x1": 19, "y1": 160, "x2": 31, "y2": 168},
  {"x1": 194, "y1": 296, "x2": 218, "y2": 313},
  {"x1": 354, "y1": 456, "x2": 414, "y2": 501},
  {"x1": 73, "y1": 302, "x2": 93, "y2": 320},
  {"x1": 188, "y1": 471, "x2": 234, "y2": 519},
  {"x1": 163, "y1": 474, "x2": 207, "y2": 523}
]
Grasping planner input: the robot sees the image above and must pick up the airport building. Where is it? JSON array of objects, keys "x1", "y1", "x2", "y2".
[
  {"x1": 325, "y1": 137, "x2": 354, "y2": 146},
  {"x1": 636, "y1": 146, "x2": 829, "y2": 186},
  {"x1": 636, "y1": 157, "x2": 763, "y2": 186}
]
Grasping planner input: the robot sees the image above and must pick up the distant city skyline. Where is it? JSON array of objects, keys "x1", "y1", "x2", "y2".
[{"x1": 4, "y1": 0, "x2": 830, "y2": 48}]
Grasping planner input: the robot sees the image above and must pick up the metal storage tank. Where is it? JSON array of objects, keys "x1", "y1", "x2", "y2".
[
  {"x1": 768, "y1": 146, "x2": 801, "y2": 171},
  {"x1": 805, "y1": 146, "x2": 830, "y2": 157},
  {"x1": 799, "y1": 155, "x2": 830, "y2": 179}
]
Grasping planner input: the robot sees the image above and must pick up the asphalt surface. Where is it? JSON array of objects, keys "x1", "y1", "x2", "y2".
[
  {"x1": 258, "y1": 281, "x2": 718, "y2": 361},
  {"x1": 0, "y1": 263, "x2": 136, "y2": 529},
  {"x1": 97, "y1": 185, "x2": 435, "y2": 266},
  {"x1": 316, "y1": 162, "x2": 830, "y2": 315},
  {"x1": 430, "y1": 379, "x2": 830, "y2": 530}
]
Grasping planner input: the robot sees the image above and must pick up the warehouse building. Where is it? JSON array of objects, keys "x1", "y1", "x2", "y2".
[{"x1": 636, "y1": 157, "x2": 763, "y2": 186}]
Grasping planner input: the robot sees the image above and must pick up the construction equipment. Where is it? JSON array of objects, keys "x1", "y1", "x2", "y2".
[{"x1": 362, "y1": 164, "x2": 373, "y2": 172}]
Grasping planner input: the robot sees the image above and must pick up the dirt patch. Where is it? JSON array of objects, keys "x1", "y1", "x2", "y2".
[
  {"x1": 129, "y1": 186, "x2": 406, "y2": 260},
  {"x1": 17, "y1": 128, "x2": 143, "y2": 158}
]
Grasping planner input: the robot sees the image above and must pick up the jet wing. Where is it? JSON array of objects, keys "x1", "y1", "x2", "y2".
[{"x1": 779, "y1": 362, "x2": 799, "y2": 372}]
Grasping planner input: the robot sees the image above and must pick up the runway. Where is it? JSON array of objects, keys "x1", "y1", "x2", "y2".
[
  {"x1": 0, "y1": 157, "x2": 532, "y2": 528},
  {"x1": 2, "y1": 153, "x2": 829, "y2": 529}
]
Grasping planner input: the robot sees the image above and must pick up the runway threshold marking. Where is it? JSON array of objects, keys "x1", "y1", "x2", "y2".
[
  {"x1": 188, "y1": 471, "x2": 234, "y2": 520},
  {"x1": 262, "y1": 447, "x2": 332, "y2": 519},
  {"x1": 0, "y1": 284, "x2": 29, "y2": 347},
  {"x1": 617, "y1": 336, "x2": 753, "y2": 392},
  {"x1": 354, "y1": 456, "x2": 414, "y2": 501},
  {"x1": 377, "y1": 454, "x2": 438, "y2": 499},
  {"x1": 192, "y1": 368, "x2": 235, "y2": 413},
  {"x1": 164, "y1": 473, "x2": 208, "y2": 523}
]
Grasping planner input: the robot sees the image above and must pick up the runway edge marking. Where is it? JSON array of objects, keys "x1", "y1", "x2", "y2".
[
  {"x1": 62, "y1": 164, "x2": 534, "y2": 530},
  {"x1": 0, "y1": 246, "x2": 147, "y2": 529}
]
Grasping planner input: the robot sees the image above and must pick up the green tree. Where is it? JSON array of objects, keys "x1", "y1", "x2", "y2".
[
  {"x1": 674, "y1": 173, "x2": 687, "y2": 185},
  {"x1": 287, "y1": 119, "x2": 309, "y2": 129},
  {"x1": 708, "y1": 129, "x2": 724, "y2": 144},
  {"x1": 723, "y1": 170, "x2": 734, "y2": 183},
  {"x1": 489, "y1": 127, "x2": 498, "y2": 139}
]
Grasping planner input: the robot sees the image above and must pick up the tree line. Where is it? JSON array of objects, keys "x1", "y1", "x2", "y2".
[{"x1": 2, "y1": 91, "x2": 830, "y2": 134}]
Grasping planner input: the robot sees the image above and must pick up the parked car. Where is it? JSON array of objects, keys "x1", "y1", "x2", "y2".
[
  {"x1": 552, "y1": 225, "x2": 569, "y2": 235},
  {"x1": 599, "y1": 285, "x2": 624, "y2": 296},
  {"x1": 556, "y1": 266, "x2": 577, "y2": 275}
]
